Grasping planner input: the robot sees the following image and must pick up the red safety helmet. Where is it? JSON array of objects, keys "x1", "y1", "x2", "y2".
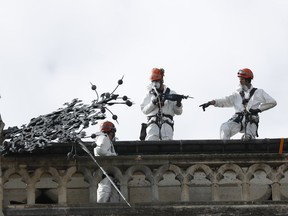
[
  {"x1": 100, "y1": 121, "x2": 116, "y2": 133},
  {"x1": 150, "y1": 68, "x2": 165, "y2": 81},
  {"x1": 237, "y1": 68, "x2": 254, "y2": 79}
]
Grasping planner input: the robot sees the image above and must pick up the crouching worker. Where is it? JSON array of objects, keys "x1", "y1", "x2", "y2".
[
  {"x1": 94, "y1": 121, "x2": 119, "y2": 203},
  {"x1": 199, "y1": 68, "x2": 277, "y2": 140}
]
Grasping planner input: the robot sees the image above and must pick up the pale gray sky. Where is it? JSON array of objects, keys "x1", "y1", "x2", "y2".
[{"x1": 1, "y1": 0, "x2": 287, "y2": 140}]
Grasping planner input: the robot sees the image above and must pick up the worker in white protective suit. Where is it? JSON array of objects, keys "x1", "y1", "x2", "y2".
[
  {"x1": 140, "y1": 68, "x2": 183, "y2": 140},
  {"x1": 199, "y1": 68, "x2": 277, "y2": 140},
  {"x1": 94, "y1": 121, "x2": 120, "y2": 203}
]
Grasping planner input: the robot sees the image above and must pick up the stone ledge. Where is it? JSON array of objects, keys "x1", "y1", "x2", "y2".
[
  {"x1": 2, "y1": 152, "x2": 287, "y2": 168},
  {"x1": 4, "y1": 201, "x2": 288, "y2": 216},
  {"x1": 2, "y1": 138, "x2": 287, "y2": 156}
]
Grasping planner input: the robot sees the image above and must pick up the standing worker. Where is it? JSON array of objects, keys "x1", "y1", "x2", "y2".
[
  {"x1": 94, "y1": 121, "x2": 119, "y2": 203},
  {"x1": 199, "y1": 68, "x2": 277, "y2": 140},
  {"x1": 140, "y1": 68, "x2": 183, "y2": 140}
]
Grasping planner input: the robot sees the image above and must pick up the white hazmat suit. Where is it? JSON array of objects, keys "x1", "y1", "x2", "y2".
[
  {"x1": 214, "y1": 85, "x2": 277, "y2": 139},
  {"x1": 140, "y1": 84, "x2": 183, "y2": 140},
  {"x1": 93, "y1": 132, "x2": 119, "y2": 203}
]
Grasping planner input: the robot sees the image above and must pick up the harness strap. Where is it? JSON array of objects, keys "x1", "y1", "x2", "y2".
[
  {"x1": 232, "y1": 112, "x2": 244, "y2": 131},
  {"x1": 147, "y1": 87, "x2": 174, "y2": 131},
  {"x1": 240, "y1": 88, "x2": 257, "y2": 105},
  {"x1": 147, "y1": 114, "x2": 173, "y2": 121},
  {"x1": 232, "y1": 112, "x2": 259, "y2": 137},
  {"x1": 150, "y1": 88, "x2": 171, "y2": 101},
  {"x1": 231, "y1": 88, "x2": 259, "y2": 137},
  {"x1": 245, "y1": 113, "x2": 259, "y2": 137},
  {"x1": 147, "y1": 114, "x2": 174, "y2": 130},
  {"x1": 239, "y1": 88, "x2": 259, "y2": 137},
  {"x1": 163, "y1": 88, "x2": 170, "y2": 100}
]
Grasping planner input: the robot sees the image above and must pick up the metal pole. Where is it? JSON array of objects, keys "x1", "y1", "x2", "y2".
[{"x1": 78, "y1": 141, "x2": 131, "y2": 207}]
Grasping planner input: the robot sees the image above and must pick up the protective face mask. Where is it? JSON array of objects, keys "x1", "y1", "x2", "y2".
[
  {"x1": 238, "y1": 84, "x2": 249, "y2": 92},
  {"x1": 152, "y1": 81, "x2": 161, "y2": 89},
  {"x1": 242, "y1": 85, "x2": 249, "y2": 92}
]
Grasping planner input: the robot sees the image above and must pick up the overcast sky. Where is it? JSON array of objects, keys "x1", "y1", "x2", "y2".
[{"x1": 1, "y1": 0, "x2": 288, "y2": 141}]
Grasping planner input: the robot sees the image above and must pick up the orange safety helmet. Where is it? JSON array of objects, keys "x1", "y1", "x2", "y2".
[
  {"x1": 237, "y1": 68, "x2": 254, "y2": 79},
  {"x1": 100, "y1": 121, "x2": 116, "y2": 133},
  {"x1": 150, "y1": 68, "x2": 165, "y2": 81}
]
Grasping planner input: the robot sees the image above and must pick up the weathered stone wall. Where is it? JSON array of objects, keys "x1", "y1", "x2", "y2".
[
  {"x1": 3, "y1": 154, "x2": 288, "y2": 205},
  {"x1": 1, "y1": 140, "x2": 288, "y2": 215}
]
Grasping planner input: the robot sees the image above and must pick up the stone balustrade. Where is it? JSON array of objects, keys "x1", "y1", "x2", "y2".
[{"x1": 0, "y1": 139, "x2": 288, "y2": 215}]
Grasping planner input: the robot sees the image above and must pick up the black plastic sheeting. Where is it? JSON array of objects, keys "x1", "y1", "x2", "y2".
[
  {"x1": 114, "y1": 138, "x2": 287, "y2": 155},
  {"x1": 4, "y1": 138, "x2": 286, "y2": 156}
]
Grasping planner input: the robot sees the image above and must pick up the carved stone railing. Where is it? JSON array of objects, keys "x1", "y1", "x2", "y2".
[{"x1": 0, "y1": 139, "x2": 288, "y2": 215}]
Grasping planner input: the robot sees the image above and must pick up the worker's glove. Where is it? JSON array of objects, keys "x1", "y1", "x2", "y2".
[
  {"x1": 199, "y1": 101, "x2": 212, "y2": 111},
  {"x1": 152, "y1": 95, "x2": 160, "y2": 104},
  {"x1": 152, "y1": 97, "x2": 164, "y2": 107},
  {"x1": 152, "y1": 98, "x2": 158, "y2": 105},
  {"x1": 176, "y1": 97, "x2": 182, "y2": 107},
  {"x1": 249, "y1": 108, "x2": 261, "y2": 115}
]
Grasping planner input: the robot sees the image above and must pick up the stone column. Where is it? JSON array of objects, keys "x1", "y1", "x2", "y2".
[
  {"x1": 120, "y1": 183, "x2": 129, "y2": 204},
  {"x1": 242, "y1": 182, "x2": 250, "y2": 201},
  {"x1": 271, "y1": 182, "x2": 281, "y2": 201},
  {"x1": 26, "y1": 183, "x2": 36, "y2": 205},
  {"x1": 242, "y1": 176, "x2": 250, "y2": 201},
  {"x1": 151, "y1": 182, "x2": 159, "y2": 202},
  {"x1": 181, "y1": 178, "x2": 190, "y2": 202},
  {"x1": 211, "y1": 183, "x2": 219, "y2": 201},
  {"x1": 58, "y1": 183, "x2": 67, "y2": 204},
  {"x1": 89, "y1": 183, "x2": 98, "y2": 203}
]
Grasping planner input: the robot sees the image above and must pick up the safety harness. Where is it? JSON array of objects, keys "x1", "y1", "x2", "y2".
[
  {"x1": 147, "y1": 87, "x2": 174, "y2": 129},
  {"x1": 232, "y1": 88, "x2": 259, "y2": 136},
  {"x1": 240, "y1": 88, "x2": 257, "y2": 106},
  {"x1": 139, "y1": 88, "x2": 175, "y2": 141}
]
